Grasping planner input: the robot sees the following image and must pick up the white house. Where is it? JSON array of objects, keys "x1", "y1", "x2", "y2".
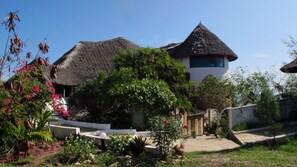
[{"x1": 164, "y1": 23, "x2": 238, "y2": 81}]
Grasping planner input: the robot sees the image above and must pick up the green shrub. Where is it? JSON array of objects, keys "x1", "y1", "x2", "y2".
[
  {"x1": 107, "y1": 134, "x2": 131, "y2": 156},
  {"x1": 129, "y1": 136, "x2": 148, "y2": 156},
  {"x1": 278, "y1": 138, "x2": 297, "y2": 153},
  {"x1": 148, "y1": 115, "x2": 183, "y2": 159},
  {"x1": 97, "y1": 153, "x2": 117, "y2": 166},
  {"x1": 216, "y1": 111, "x2": 230, "y2": 138},
  {"x1": 233, "y1": 123, "x2": 249, "y2": 131},
  {"x1": 59, "y1": 134, "x2": 97, "y2": 164}
]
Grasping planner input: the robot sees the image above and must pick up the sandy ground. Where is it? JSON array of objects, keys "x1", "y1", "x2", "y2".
[{"x1": 182, "y1": 135, "x2": 240, "y2": 152}]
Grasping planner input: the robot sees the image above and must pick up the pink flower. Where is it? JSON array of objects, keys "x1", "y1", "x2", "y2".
[
  {"x1": 28, "y1": 93, "x2": 35, "y2": 99},
  {"x1": 6, "y1": 98, "x2": 12, "y2": 104},
  {"x1": 46, "y1": 82, "x2": 55, "y2": 93},
  {"x1": 16, "y1": 65, "x2": 33, "y2": 74},
  {"x1": 47, "y1": 147, "x2": 54, "y2": 151},
  {"x1": 51, "y1": 94, "x2": 60, "y2": 101},
  {"x1": 32, "y1": 85, "x2": 42, "y2": 93},
  {"x1": 162, "y1": 120, "x2": 168, "y2": 124},
  {"x1": 6, "y1": 108, "x2": 12, "y2": 113}
]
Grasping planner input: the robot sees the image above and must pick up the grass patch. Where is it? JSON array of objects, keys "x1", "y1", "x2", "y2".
[
  {"x1": 8, "y1": 156, "x2": 35, "y2": 166},
  {"x1": 183, "y1": 138, "x2": 297, "y2": 166}
]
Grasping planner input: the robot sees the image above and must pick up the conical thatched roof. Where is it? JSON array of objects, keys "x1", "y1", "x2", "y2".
[
  {"x1": 280, "y1": 58, "x2": 297, "y2": 73},
  {"x1": 43, "y1": 37, "x2": 140, "y2": 86},
  {"x1": 167, "y1": 23, "x2": 237, "y2": 61}
]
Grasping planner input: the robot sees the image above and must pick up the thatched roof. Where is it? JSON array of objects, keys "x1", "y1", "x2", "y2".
[
  {"x1": 43, "y1": 37, "x2": 140, "y2": 86},
  {"x1": 166, "y1": 23, "x2": 237, "y2": 61},
  {"x1": 280, "y1": 58, "x2": 297, "y2": 73}
]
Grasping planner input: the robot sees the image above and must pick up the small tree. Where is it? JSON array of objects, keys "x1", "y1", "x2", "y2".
[
  {"x1": 255, "y1": 88, "x2": 280, "y2": 141},
  {"x1": 231, "y1": 67, "x2": 276, "y2": 106},
  {"x1": 148, "y1": 115, "x2": 183, "y2": 160},
  {"x1": 190, "y1": 75, "x2": 233, "y2": 111}
]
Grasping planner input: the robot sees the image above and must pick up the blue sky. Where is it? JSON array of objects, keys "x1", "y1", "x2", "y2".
[{"x1": 1, "y1": 0, "x2": 297, "y2": 76}]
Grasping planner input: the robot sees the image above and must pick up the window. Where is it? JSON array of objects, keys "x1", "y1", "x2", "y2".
[{"x1": 190, "y1": 56, "x2": 224, "y2": 68}]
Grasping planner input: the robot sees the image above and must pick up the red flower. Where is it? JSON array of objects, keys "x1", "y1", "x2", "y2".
[
  {"x1": 28, "y1": 93, "x2": 35, "y2": 99},
  {"x1": 6, "y1": 108, "x2": 13, "y2": 113},
  {"x1": 162, "y1": 120, "x2": 168, "y2": 124},
  {"x1": 183, "y1": 124, "x2": 188, "y2": 129},
  {"x1": 46, "y1": 82, "x2": 55, "y2": 93},
  {"x1": 51, "y1": 94, "x2": 60, "y2": 101},
  {"x1": 47, "y1": 147, "x2": 54, "y2": 151},
  {"x1": 16, "y1": 64, "x2": 33, "y2": 74},
  {"x1": 6, "y1": 98, "x2": 12, "y2": 104},
  {"x1": 32, "y1": 85, "x2": 42, "y2": 93}
]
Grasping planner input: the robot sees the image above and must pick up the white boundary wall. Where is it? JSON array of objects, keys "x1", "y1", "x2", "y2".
[{"x1": 227, "y1": 104, "x2": 259, "y2": 129}]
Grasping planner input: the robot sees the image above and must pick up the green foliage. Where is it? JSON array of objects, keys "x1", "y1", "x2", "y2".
[
  {"x1": 96, "y1": 153, "x2": 117, "y2": 166},
  {"x1": 148, "y1": 115, "x2": 183, "y2": 159},
  {"x1": 114, "y1": 48, "x2": 192, "y2": 111},
  {"x1": 59, "y1": 134, "x2": 97, "y2": 164},
  {"x1": 216, "y1": 111, "x2": 231, "y2": 138},
  {"x1": 107, "y1": 134, "x2": 131, "y2": 156},
  {"x1": 255, "y1": 88, "x2": 280, "y2": 124},
  {"x1": 113, "y1": 48, "x2": 188, "y2": 86},
  {"x1": 129, "y1": 136, "x2": 148, "y2": 156},
  {"x1": 109, "y1": 77, "x2": 177, "y2": 115},
  {"x1": 184, "y1": 138, "x2": 297, "y2": 166},
  {"x1": 231, "y1": 67, "x2": 276, "y2": 106},
  {"x1": 190, "y1": 75, "x2": 233, "y2": 111},
  {"x1": 232, "y1": 123, "x2": 249, "y2": 131},
  {"x1": 9, "y1": 156, "x2": 35, "y2": 166},
  {"x1": 0, "y1": 65, "x2": 54, "y2": 157},
  {"x1": 72, "y1": 48, "x2": 192, "y2": 128}
]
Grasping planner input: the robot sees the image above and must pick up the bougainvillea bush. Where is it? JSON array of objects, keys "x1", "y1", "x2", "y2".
[
  {"x1": 0, "y1": 62, "x2": 69, "y2": 159},
  {"x1": 0, "y1": 11, "x2": 69, "y2": 160}
]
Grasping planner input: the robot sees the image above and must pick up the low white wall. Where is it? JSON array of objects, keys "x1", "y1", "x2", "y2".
[
  {"x1": 49, "y1": 124, "x2": 80, "y2": 139},
  {"x1": 228, "y1": 104, "x2": 259, "y2": 129},
  {"x1": 62, "y1": 120, "x2": 111, "y2": 130}
]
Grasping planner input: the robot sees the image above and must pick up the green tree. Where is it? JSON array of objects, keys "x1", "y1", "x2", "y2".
[
  {"x1": 73, "y1": 48, "x2": 192, "y2": 128},
  {"x1": 73, "y1": 67, "x2": 177, "y2": 128},
  {"x1": 231, "y1": 67, "x2": 276, "y2": 106},
  {"x1": 255, "y1": 88, "x2": 280, "y2": 141},
  {"x1": 190, "y1": 75, "x2": 233, "y2": 111},
  {"x1": 113, "y1": 48, "x2": 192, "y2": 111}
]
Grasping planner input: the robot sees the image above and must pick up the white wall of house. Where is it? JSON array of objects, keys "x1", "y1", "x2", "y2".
[{"x1": 180, "y1": 56, "x2": 229, "y2": 81}]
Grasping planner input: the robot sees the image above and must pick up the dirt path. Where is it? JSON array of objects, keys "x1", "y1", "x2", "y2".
[{"x1": 183, "y1": 135, "x2": 240, "y2": 152}]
